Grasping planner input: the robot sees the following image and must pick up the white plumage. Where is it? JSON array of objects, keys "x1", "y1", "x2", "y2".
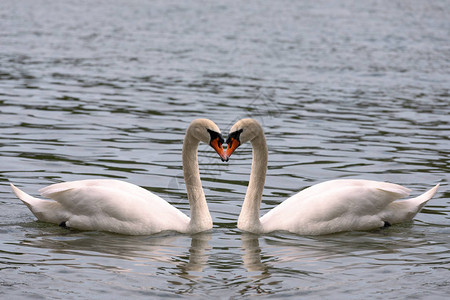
[
  {"x1": 226, "y1": 118, "x2": 439, "y2": 235},
  {"x1": 10, "y1": 119, "x2": 227, "y2": 235}
]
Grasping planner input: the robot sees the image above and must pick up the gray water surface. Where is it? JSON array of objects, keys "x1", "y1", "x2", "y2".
[{"x1": 1, "y1": 0, "x2": 449, "y2": 298}]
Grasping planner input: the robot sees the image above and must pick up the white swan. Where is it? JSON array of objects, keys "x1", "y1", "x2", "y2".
[
  {"x1": 10, "y1": 119, "x2": 228, "y2": 235},
  {"x1": 225, "y1": 118, "x2": 440, "y2": 235}
]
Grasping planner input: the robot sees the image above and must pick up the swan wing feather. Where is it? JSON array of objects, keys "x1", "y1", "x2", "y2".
[
  {"x1": 38, "y1": 179, "x2": 189, "y2": 234},
  {"x1": 261, "y1": 179, "x2": 411, "y2": 234}
]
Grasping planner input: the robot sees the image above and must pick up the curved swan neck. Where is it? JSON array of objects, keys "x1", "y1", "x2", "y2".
[
  {"x1": 238, "y1": 131, "x2": 268, "y2": 232},
  {"x1": 182, "y1": 133, "x2": 212, "y2": 231}
]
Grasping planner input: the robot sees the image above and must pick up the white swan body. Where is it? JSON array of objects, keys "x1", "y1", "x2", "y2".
[
  {"x1": 10, "y1": 119, "x2": 228, "y2": 235},
  {"x1": 226, "y1": 118, "x2": 440, "y2": 235},
  {"x1": 11, "y1": 179, "x2": 190, "y2": 234}
]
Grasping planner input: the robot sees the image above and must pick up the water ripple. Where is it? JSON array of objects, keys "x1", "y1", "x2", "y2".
[{"x1": 1, "y1": 0, "x2": 449, "y2": 298}]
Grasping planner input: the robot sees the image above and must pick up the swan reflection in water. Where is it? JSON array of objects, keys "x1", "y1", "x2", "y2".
[
  {"x1": 238, "y1": 225, "x2": 442, "y2": 288},
  {"x1": 14, "y1": 224, "x2": 273, "y2": 292},
  {"x1": 241, "y1": 233, "x2": 267, "y2": 274},
  {"x1": 16, "y1": 227, "x2": 212, "y2": 277},
  {"x1": 11, "y1": 223, "x2": 439, "y2": 297}
]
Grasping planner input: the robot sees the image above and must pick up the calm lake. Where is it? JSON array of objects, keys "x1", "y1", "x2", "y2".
[{"x1": 1, "y1": 0, "x2": 449, "y2": 298}]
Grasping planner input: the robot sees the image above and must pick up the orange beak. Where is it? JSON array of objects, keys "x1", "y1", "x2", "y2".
[
  {"x1": 210, "y1": 137, "x2": 228, "y2": 162},
  {"x1": 226, "y1": 137, "x2": 240, "y2": 158}
]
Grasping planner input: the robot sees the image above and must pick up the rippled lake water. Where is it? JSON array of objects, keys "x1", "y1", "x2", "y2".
[{"x1": 1, "y1": 0, "x2": 449, "y2": 298}]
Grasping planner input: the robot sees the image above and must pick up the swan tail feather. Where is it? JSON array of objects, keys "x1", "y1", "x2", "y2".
[
  {"x1": 10, "y1": 183, "x2": 42, "y2": 210},
  {"x1": 383, "y1": 183, "x2": 440, "y2": 224},
  {"x1": 10, "y1": 182, "x2": 65, "y2": 224},
  {"x1": 410, "y1": 183, "x2": 440, "y2": 211}
]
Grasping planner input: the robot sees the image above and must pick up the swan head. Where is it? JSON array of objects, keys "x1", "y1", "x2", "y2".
[
  {"x1": 187, "y1": 119, "x2": 228, "y2": 162},
  {"x1": 226, "y1": 118, "x2": 263, "y2": 158}
]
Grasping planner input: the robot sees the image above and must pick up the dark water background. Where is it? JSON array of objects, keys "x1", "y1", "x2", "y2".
[{"x1": 1, "y1": 0, "x2": 449, "y2": 298}]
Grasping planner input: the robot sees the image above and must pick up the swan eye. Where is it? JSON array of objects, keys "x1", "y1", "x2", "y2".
[
  {"x1": 226, "y1": 129, "x2": 243, "y2": 145},
  {"x1": 225, "y1": 129, "x2": 243, "y2": 157},
  {"x1": 207, "y1": 129, "x2": 224, "y2": 146}
]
